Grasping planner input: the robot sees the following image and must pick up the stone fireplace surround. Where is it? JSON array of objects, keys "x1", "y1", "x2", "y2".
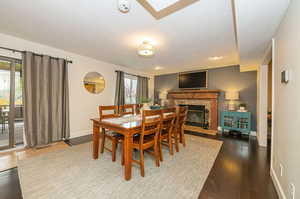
[
  {"x1": 176, "y1": 100, "x2": 211, "y2": 128},
  {"x1": 167, "y1": 90, "x2": 220, "y2": 135}
]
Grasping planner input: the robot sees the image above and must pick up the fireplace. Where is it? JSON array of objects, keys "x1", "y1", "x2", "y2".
[
  {"x1": 180, "y1": 105, "x2": 209, "y2": 129},
  {"x1": 167, "y1": 90, "x2": 220, "y2": 135}
]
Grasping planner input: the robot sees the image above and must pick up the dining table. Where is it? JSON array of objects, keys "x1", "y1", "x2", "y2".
[{"x1": 91, "y1": 112, "x2": 172, "y2": 181}]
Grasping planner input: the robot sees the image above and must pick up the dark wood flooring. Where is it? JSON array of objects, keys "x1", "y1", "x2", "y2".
[
  {"x1": 0, "y1": 132, "x2": 278, "y2": 199},
  {"x1": 196, "y1": 132, "x2": 278, "y2": 199}
]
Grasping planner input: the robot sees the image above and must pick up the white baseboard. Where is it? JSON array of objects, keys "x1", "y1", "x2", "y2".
[
  {"x1": 70, "y1": 129, "x2": 92, "y2": 138},
  {"x1": 270, "y1": 167, "x2": 287, "y2": 199}
]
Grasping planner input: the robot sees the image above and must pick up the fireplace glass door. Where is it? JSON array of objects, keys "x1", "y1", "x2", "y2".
[{"x1": 181, "y1": 104, "x2": 210, "y2": 129}]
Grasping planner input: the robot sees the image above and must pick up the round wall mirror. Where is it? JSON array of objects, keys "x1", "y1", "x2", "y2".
[{"x1": 83, "y1": 72, "x2": 105, "y2": 94}]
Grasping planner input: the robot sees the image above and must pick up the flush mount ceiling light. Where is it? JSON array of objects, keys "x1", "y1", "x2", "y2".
[
  {"x1": 208, "y1": 56, "x2": 224, "y2": 61},
  {"x1": 138, "y1": 41, "x2": 155, "y2": 57}
]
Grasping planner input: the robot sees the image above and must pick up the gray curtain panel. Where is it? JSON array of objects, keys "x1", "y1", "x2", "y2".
[
  {"x1": 22, "y1": 52, "x2": 70, "y2": 147},
  {"x1": 136, "y1": 76, "x2": 149, "y2": 104},
  {"x1": 114, "y1": 71, "x2": 125, "y2": 112}
]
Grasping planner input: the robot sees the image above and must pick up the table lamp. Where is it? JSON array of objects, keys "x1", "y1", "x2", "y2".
[
  {"x1": 225, "y1": 91, "x2": 239, "y2": 111},
  {"x1": 159, "y1": 92, "x2": 168, "y2": 106}
]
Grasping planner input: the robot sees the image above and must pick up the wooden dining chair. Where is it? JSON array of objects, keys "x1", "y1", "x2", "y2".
[
  {"x1": 122, "y1": 109, "x2": 162, "y2": 177},
  {"x1": 160, "y1": 107, "x2": 177, "y2": 160},
  {"x1": 120, "y1": 104, "x2": 134, "y2": 116},
  {"x1": 176, "y1": 106, "x2": 188, "y2": 149},
  {"x1": 134, "y1": 104, "x2": 143, "y2": 114},
  {"x1": 99, "y1": 105, "x2": 123, "y2": 162}
]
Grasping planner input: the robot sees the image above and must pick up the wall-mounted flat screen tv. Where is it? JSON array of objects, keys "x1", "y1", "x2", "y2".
[{"x1": 179, "y1": 71, "x2": 207, "y2": 89}]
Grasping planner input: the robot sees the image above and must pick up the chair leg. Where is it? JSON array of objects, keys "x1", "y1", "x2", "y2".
[
  {"x1": 100, "y1": 129, "x2": 106, "y2": 153},
  {"x1": 174, "y1": 131, "x2": 180, "y2": 152},
  {"x1": 112, "y1": 138, "x2": 117, "y2": 162},
  {"x1": 154, "y1": 142, "x2": 160, "y2": 167},
  {"x1": 159, "y1": 137, "x2": 163, "y2": 162},
  {"x1": 168, "y1": 134, "x2": 173, "y2": 155},
  {"x1": 121, "y1": 143, "x2": 125, "y2": 165},
  {"x1": 140, "y1": 149, "x2": 145, "y2": 177},
  {"x1": 181, "y1": 127, "x2": 186, "y2": 147}
]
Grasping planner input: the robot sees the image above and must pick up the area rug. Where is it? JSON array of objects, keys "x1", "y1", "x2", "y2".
[{"x1": 17, "y1": 135, "x2": 222, "y2": 199}]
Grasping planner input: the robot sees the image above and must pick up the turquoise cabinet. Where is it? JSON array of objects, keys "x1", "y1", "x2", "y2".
[{"x1": 221, "y1": 111, "x2": 251, "y2": 135}]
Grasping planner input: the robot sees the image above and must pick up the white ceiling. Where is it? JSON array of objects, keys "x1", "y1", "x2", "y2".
[
  {"x1": 0, "y1": 0, "x2": 289, "y2": 75},
  {"x1": 234, "y1": 0, "x2": 290, "y2": 70}
]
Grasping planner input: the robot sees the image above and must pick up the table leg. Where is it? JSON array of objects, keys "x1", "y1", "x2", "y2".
[
  {"x1": 93, "y1": 122, "x2": 100, "y2": 159},
  {"x1": 124, "y1": 134, "x2": 133, "y2": 181},
  {"x1": 100, "y1": 128, "x2": 106, "y2": 153}
]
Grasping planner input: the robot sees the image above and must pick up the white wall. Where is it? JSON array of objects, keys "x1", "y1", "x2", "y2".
[
  {"x1": 271, "y1": 0, "x2": 300, "y2": 198},
  {"x1": 256, "y1": 64, "x2": 268, "y2": 147},
  {"x1": 0, "y1": 33, "x2": 154, "y2": 138}
]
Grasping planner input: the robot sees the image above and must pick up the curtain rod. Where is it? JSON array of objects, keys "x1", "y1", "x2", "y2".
[
  {"x1": 115, "y1": 70, "x2": 150, "y2": 79},
  {"x1": 0, "y1": 46, "x2": 73, "y2": 64}
]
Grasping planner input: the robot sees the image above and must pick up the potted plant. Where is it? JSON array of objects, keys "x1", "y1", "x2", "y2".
[
  {"x1": 140, "y1": 97, "x2": 152, "y2": 110},
  {"x1": 238, "y1": 102, "x2": 247, "y2": 112}
]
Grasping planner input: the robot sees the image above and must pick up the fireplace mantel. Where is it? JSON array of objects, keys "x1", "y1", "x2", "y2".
[
  {"x1": 167, "y1": 89, "x2": 220, "y2": 100},
  {"x1": 167, "y1": 89, "x2": 220, "y2": 135}
]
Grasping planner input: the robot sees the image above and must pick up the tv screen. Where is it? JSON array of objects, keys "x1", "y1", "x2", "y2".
[{"x1": 179, "y1": 71, "x2": 207, "y2": 88}]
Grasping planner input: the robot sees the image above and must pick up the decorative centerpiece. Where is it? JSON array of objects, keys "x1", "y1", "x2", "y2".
[{"x1": 139, "y1": 97, "x2": 152, "y2": 114}]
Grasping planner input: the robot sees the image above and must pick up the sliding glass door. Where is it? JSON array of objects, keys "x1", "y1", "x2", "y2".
[{"x1": 0, "y1": 56, "x2": 23, "y2": 149}]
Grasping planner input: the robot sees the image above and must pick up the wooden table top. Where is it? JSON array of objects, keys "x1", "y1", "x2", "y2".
[
  {"x1": 91, "y1": 115, "x2": 143, "y2": 130},
  {"x1": 91, "y1": 113, "x2": 173, "y2": 130}
]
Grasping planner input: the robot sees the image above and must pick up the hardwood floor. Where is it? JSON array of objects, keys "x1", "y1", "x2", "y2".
[
  {"x1": 0, "y1": 133, "x2": 278, "y2": 199},
  {"x1": 0, "y1": 142, "x2": 68, "y2": 172},
  {"x1": 195, "y1": 132, "x2": 278, "y2": 199},
  {"x1": 0, "y1": 168, "x2": 22, "y2": 199}
]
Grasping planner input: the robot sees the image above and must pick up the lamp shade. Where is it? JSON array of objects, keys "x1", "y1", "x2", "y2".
[
  {"x1": 159, "y1": 92, "x2": 167, "y2": 100},
  {"x1": 225, "y1": 91, "x2": 239, "y2": 100}
]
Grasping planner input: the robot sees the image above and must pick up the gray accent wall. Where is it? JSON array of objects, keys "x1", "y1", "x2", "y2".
[{"x1": 154, "y1": 65, "x2": 257, "y2": 130}]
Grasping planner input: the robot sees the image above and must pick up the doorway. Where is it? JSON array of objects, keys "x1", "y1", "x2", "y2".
[
  {"x1": 267, "y1": 60, "x2": 273, "y2": 150},
  {"x1": 0, "y1": 56, "x2": 24, "y2": 150}
]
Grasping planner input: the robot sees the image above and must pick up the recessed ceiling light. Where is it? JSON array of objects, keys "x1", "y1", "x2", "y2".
[
  {"x1": 208, "y1": 56, "x2": 224, "y2": 61},
  {"x1": 155, "y1": 66, "x2": 163, "y2": 70},
  {"x1": 138, "y1": 41, "x2": 155, "y2": 57}
]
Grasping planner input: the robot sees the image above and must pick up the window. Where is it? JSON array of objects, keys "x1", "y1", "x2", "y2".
[
  {"x1": 0, "y1": 62, "x2": 22, "y2": 106},
  {"x1": 124, "y1": 74, "x2": 137, "y2": 104}
]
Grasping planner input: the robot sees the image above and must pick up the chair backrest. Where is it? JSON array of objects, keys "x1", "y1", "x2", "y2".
[
  {"x1": 135, "y1": 104, "x2": 143, "y2": 114},
  {"x1": 176, "y1": 106, "x2": 188, "y2": 130},
  {"x1": 99, "y1": 105, "x2": 119, "y2": 120},
  {"x1": 120, "y1": 104, "x2": 134, "y2": 116},
  {"x1": 140, "y1": 109, "x2": 162, "y2": 144},
  {"x1": 162, "y1": 107, "x2": 177, "y2": 133}
]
